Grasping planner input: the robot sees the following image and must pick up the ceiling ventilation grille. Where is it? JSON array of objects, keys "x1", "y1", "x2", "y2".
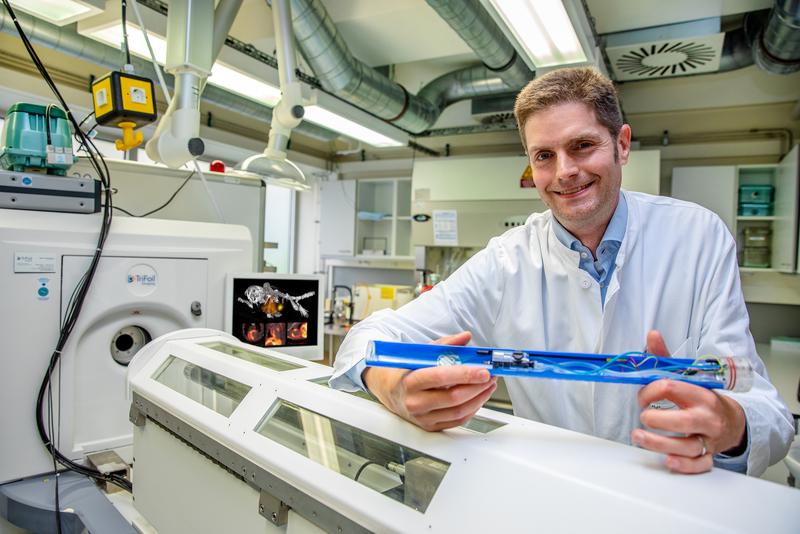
[{"x1": 606, "y1": 33, "x2": 725, "y2": 81}]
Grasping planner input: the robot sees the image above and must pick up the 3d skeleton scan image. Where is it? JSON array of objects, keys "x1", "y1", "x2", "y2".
[{"x1": 232, "y1": 277, "x2": 319, "y2": 348}]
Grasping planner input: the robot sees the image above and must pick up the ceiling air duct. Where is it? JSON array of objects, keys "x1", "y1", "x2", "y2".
[
  {"x1": 604, "y1": 1, "x2": 800, "y2": 80},
  {"x1": 289, "y1": 0, "x2": 526, "y2": 133}
]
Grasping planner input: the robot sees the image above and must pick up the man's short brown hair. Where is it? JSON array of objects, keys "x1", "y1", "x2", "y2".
[{"x1": 513, "y1": 67, "x2": 623, "y2": 152}]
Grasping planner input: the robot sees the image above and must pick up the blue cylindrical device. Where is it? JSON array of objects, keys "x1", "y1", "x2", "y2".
[{"x1": 366, "y1": 340, "x2": 754, "y2": 392}]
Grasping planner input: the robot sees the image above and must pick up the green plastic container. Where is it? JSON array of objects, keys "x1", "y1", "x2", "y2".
[
  {"x1": 0, "y1": 103, "x2": 78, "y2": 175},
  {"x1": 738, "y1": 184, "x2": 774, "y2": 204}
]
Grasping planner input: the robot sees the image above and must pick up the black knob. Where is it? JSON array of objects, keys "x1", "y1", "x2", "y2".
[
  {"x1": 190, "y1": 301, "x2": 202, "y2": 317},
  {"x1": 188, "y1": 137, "x2": 205, "y2": 156},
  {"x1": 292, "y1": 105, "x2": 304, "y2": 119}
]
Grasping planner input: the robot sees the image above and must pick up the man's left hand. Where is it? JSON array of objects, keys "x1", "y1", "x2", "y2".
[{"x1": 630, "y1": 330, "x2": 747, "y2": 474}]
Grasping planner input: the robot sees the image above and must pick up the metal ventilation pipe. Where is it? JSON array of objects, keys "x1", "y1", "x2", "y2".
[
  {"x1": 754, "y1": 0, "x2": 800, "y2": 74},
  {"x1": 418, "y1": 65, "x2": 510, "y2": 111},
  {"x1": 290, "y1": 0, "x2": 439, "y2": 133},
  {"x1": 212, "y1": 0, "x2": 244, "y2": 61},
  {"x1": 0, "y1": 8, "x2": 336, "y2": 142},
  {"x1": 425, "y1": 0, "x2": 534, "y2": 89},
  {"x1": 718, "y1": 13, "x2": 761, "y2": 72},
  {"x1": 289, "y1": 0, "x2": 525, "y2": 133}
]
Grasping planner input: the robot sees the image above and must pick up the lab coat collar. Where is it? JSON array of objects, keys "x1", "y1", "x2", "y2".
[
  {"x1": 614, "y1": 190, "x2": 638, "y2": 271},
  {"x1": 547, "y1": 191, "x2": 632, "y2": 269}
]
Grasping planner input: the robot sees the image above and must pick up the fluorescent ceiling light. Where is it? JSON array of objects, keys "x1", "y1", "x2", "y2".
[
  {"x1": 485, "y1": 0, "x2": 586, "y2": 67},
  {"x1": 304, "y1": 105, "x2": 404, "y2": 148},
  {"x1": 87, "y1": 22, "x2": 168, "y2": 63},
  {"x1": 84, "y1": 23, "x2": 282, "y2": 107},
  {"x1": 10, "y1": 0, "x2": 103, "y2": 26},
  {"x1": 208, "y1": 64, "x2": 282, "y2": 107}
]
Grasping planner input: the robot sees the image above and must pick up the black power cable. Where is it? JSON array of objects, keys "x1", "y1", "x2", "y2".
[
  {"x1": 73, "y1": 111, "x2": 97, "y2": 155},
  {"x1": 113, "y1": 170, "x2": 196, "y2": 217},
  {"x1": 1, "y1": 2, "x2": 131, "y2": 531},
  {"x1": 121, "y1": 0, "x2": 132, "y2": 65}
]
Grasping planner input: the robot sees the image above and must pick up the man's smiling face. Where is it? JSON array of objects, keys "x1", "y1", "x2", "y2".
[{"x1": 524, "y1": 101, "x2": 631, "y2": 234}]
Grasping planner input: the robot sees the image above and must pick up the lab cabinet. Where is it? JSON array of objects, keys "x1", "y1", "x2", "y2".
[
  {"x1": 671, "y1": 145, "x2": 799, "y2": 273},
  {"x1": 319, "y1": 177, "x2": 412, "y2": 259},
  {"x1": 319, "y1": 179, "x2": 356, "y2": 257},
  {"x1": 355, "y1": 178, "x2": 413, "y2": 258}
]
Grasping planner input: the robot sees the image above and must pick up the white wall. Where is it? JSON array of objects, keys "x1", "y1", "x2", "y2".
[
  {"x1": 294, "y1": 179, "x2": 322, "y2": 275},
  {"x1": 264, "y1": 185, "x2": 294, "y2": 273}
]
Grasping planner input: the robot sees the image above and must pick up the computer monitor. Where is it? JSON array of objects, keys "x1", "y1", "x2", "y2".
[{"x1": 225, "y1": 273, "x2": 324, "y2": 360}]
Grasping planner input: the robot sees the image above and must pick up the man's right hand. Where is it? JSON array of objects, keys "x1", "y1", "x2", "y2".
[{"x1": 362, "y1": 331, "x2": 497, "y2": 431}]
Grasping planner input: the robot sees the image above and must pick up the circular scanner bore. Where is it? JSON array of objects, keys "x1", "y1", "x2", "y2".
[{"x1": 110, "y1": 326, "x2": 151, "y2": 366}]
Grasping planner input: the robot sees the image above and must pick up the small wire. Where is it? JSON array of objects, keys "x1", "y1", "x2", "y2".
[
  {"x1": 121, "y1": 0, "x2": 132, "y2": 65},
  {"x1": 73, "y1": 112, "x2": 98, "y2": 155},
  {"x1": 129, "y1": 0, "x2": 171, "y2": 101},
  {"x1": 77, "y1": 111, "x2": 95, "y2": 129},
  {"x1": 47, "y1": 368, "x2": 62, "y2": 534},
  {"x1": 354, "y1": 461, "x2": 378, "y2": 482},
  {"x1": 192, "y1": 159, "x2": 225, "y2": 222},
  {"x1": 45, "y1": 104, "x2": 53, "y2": 146},
  {"x1": 112, "y1": 170, "x2": 196, "y2": 217}
]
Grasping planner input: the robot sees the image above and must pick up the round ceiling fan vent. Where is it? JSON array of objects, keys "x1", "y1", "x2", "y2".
[{"x1": 614, "y1": 41, "x2": 717, "y2": 78}]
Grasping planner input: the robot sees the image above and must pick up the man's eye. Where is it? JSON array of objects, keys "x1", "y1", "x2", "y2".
[
  {"x1": 535, "y1": 152, "x2": 551, "y2": 162},
  {"x1": 577, "y1": 141, "x2": 593, "y2": 149}
]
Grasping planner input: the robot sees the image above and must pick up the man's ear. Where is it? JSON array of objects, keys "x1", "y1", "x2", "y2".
[{"x1": 617, "y1": 124, "x2": 632, "y2": 165}]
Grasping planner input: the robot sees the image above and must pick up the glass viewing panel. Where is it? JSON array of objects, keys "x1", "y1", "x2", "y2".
[
  {"x1": 153, "y1": 355, "x2": 251, "y2": 417},
  {"x1": 309, "y1": 376, "x2": 374, "y2": 401},
  {"x1": 310, "y1": 377, "x2": 505, "y2": 432},
  {"x1": 461, "y1": 415, "x2": 506, "y2": 434},
  {"x1": 200, "y1": 341, "x2": 302, "y2": 372},
  {"x1": 257, "y1": 399, "x2": 449, "y2": 513}
]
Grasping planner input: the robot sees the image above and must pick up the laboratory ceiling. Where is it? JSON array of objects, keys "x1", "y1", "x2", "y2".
[{"x1": 0, "y1": 0, "x2": 798, "y2": 161}]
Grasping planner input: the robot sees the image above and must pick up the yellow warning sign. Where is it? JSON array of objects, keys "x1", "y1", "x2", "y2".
[{"x1": 520, "y1": 164, "x2": 535, "y2": 188}]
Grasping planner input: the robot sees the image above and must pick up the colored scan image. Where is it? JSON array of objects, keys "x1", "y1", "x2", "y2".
[
  {"x1": 287, "y1": 322, "x2": 308, "y2": 344},
  {"x1": 242, "y1": 323, "x2": 265, "y2": 344},
  {"x1": 232, "y1": 278, "x2": 319, "y2": 348},
  {"x1": 264, "y1": 323, "x2": 286, "y2": 346}
]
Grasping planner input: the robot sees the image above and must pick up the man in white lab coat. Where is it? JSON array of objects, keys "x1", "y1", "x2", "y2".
[{"x1": 330, "y1": 67, "x2": 793, "y2": 476}]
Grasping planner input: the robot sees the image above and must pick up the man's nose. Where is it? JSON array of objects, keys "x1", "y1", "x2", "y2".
[{"x1": 556, "y1": 152, "x2": 579, "y2": 181}]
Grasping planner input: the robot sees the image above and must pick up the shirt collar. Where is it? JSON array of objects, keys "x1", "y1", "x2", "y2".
[{"x1": 552, "y1": 191, "x2": 628, "y2": 251}]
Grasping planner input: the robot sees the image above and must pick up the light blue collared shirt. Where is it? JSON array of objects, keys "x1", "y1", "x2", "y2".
[{"x1": 551, "y1": 192, "x2": 627, "y2": 306}]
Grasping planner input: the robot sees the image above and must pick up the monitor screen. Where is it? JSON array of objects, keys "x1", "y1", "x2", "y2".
[{"x1": 225, "y1": 273, "x2": 324, "y2": 360}]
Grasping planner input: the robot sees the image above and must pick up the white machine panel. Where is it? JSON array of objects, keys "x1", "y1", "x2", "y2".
[
  {"x1": 60, "y1": 255, "x2": 209, "y2": 458},
  {"x1": 0, "y1": 209, "x2": 252, "y2": 484},
  {"x1": 127, "y1": 330, "x2": 800, "y2": 534}
]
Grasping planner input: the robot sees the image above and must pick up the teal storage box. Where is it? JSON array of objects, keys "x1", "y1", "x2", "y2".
[
  {"x1": 738, "y1": 202, "x2": 773, "y2": 216},
  {"x1": 738, "y1": 184, "x2": 774, "y2": 204},
  {"x1": 0, "y1": 103, "x2": 77, "y2": 175}
]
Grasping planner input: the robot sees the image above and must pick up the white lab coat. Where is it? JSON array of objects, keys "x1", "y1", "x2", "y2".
[{"x1": 331, "y1": 191, "x2": 794, "y2": 476}]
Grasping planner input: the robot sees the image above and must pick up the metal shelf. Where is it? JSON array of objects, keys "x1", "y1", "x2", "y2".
[
  {"x1": 737, "y1": 216, "x2": 776, "y2": 221},
  {"x1": 739, "y1": 267, "x2": 778, "y2": 273}
]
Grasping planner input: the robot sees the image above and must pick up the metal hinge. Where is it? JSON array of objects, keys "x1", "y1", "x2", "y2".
[{"x1": 259, "y1": 489, "x2": 290, "y2": 526}]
